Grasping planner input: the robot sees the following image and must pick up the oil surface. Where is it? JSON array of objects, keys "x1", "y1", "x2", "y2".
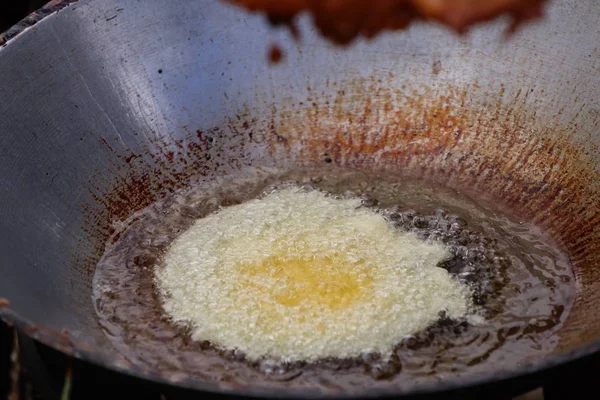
[
  {"x1": 156, "y1": 186, "x2": 470, "y2": 362},
  {"x1": 93, "y1": 167, "x2": 575, "y2": 392}
]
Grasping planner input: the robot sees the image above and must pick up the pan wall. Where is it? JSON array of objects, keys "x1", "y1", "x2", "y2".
[{"x1": 0, "y1": 0, "x2": 599, "y2": 383}]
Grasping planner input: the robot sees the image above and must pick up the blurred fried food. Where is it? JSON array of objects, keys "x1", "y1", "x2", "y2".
[{"x1": 228, "y1": 0, "x2": 546, "y2": 44}]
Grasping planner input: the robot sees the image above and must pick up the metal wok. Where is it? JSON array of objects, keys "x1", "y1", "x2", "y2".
[{"x1": 1, "y1": 0, "x2": 600, "y2": 398}]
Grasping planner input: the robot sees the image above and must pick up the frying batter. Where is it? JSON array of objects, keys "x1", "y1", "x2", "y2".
[{"x1": 156, "y1": 186, "x2": 471, "y2": 362}]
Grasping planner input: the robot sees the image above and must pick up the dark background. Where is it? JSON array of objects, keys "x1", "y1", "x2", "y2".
[{"x1": 1, "y1": 1, "x2": 47, "y2": 32}]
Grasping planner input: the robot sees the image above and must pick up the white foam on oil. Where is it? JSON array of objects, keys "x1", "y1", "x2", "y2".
[{"x1": 156, "y1": 187, "x2": 471, "y2": 362}]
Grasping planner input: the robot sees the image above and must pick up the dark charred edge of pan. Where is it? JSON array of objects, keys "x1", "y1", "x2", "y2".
[
  {"x1": 0, "y1": 0, "x2": 78, "y2": 47},
  {"x1": 7, "y1": 284, "x2": 600, "y2": 400},
  {"x1": 0, "y1": 308, "x2": 83, "y2": 357},
  {"x1": 0, "y1": 309, "x2": 299, "y2": 400}
]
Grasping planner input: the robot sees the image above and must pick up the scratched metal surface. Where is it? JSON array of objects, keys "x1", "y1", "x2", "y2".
[{"x1": 0, "y1": 0, "x2": 599, "y2": 397}]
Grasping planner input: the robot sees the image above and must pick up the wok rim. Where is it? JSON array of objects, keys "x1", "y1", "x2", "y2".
[
  {"x1": 2, "y1": 1, "x2": 600, "y2": 398},
  {"x1": 0, "y1": 0, "x2": 76, "y2": 47},
  {"x1": 3, "y1": 307, "x2": 600, "y2": 398}
]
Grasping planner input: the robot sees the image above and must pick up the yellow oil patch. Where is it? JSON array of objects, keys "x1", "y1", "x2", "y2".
[{"x1": 236, "y1": 254, "x2": 373, "y2": 309}]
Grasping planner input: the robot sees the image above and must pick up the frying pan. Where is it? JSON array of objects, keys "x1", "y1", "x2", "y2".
[{"x1": 1, "y1": 0, "x2": 600, "y2": 397}]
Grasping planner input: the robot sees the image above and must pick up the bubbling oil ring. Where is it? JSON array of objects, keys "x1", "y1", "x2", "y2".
[{"x1": 93, "y1": 168, "x2": 574, "y2": 388}]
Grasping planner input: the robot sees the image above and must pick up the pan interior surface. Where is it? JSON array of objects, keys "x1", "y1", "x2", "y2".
[{"x1": 1, "y1": 0, "x2": 600, "y2": 397}]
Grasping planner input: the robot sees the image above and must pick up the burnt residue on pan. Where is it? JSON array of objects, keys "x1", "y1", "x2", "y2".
[{"x1": 79, "y1": 77, "x2": 600, "y2": 386}]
